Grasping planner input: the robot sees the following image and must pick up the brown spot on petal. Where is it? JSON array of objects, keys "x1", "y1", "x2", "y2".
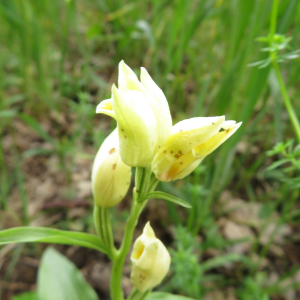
[
  {"x1": 109, "y1": 148, "x2": 116, "y2": 154},
  {"x1": 112, "y1": 164, "x2": 117, "y2": 170},
  {"x1": 178, "y1": 150, "x2": 182, "y2": 154},
  {"x1": 163, "y1": 150, "x2": 166, "y2": 154},
  {"x1": 226, "y1": 129, "x2": 230, "y2": 133},
  {"x1": 180, "y1": 162, "x2": 183, "y2": 164},
  {"x1": 121, "y1": 128, "x2": 124, "y2": 131},
  {"x1": 171, "y1": 151, "x2": 173, "y2": 153},
  {"x1": 212, "y1": 122, "x2": 215, "y2": 125},
  {"x1": 175, "y1": 154, "x2": 179, "y2": 159}
]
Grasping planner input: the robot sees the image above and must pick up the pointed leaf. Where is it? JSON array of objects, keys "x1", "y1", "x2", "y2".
[
  {"x1": 144, "y1": 191, "x2": 191, "y2": 208},
  {"x1": 265, "y1": 159, "x2": 290, "y2": 172},
  {"x1": 201, "y1": 253, "x2": 249, "y2": 272},
  {"x1": 12, "y1": 292, "x2": 38, "y2": 300},
  {"x1": 0, "y1": 227, "x2": 106, "y2": 253},
  {"x1": 22, "y1": 148, "x2": 54, "y2": 158},
  {"x1": 38, "y1": 248, "x2": 98, "y2": 300},
  {"x1": 0, "y1": 109, "x2": 17, "y2": 118}
]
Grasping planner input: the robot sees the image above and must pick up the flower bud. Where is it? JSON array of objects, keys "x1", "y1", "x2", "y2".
[
  {"x1": 130, "y1": 222, "x2": 171, "y2": 292},
  {"x1": 96, "y1": 60, "x2": 172, "y2": 167},
  {"x1": 152, "y1": 116, "x2": 242, "y2": 181},
  {"x1": 91, "y1": 129, "x2": 131, "y2": 207}
]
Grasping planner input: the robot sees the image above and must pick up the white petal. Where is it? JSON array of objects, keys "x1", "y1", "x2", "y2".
[
  {"x1": 152, "y1": 116, "x2": 224, "y2": 177},
  {"x1": 96, "y1": 98, "x2": 116, "y2": 119},
  {"x1": 222, "y1": 120, "x2": 236, "y2": 129},
  {"x1": 172, "y1": 158, "x2": 203, "y2": 181},
  {"x1": 140, "y1": 67, "x2": 172, "y2": 151},
  {"x1": 192, "y1": 122, "x2": 242, "y2": 158},
  {"x1": 92, "y1": 129, "x2": 119, "y2": 181},
  {"x1": 143, "y1": 221, "x2": 156, "y2": 238},
  {"x1": 171, "y1": 116, "x2": 224, "y2": 135},
  {"x1": 112, "y1": 85, "x2": 158, "y2": 166},
  {"x1": 118, "y1": 60, "x2": 139, "y2": 91},
  {"x1": 91, "y1": 129, "x2": 131, "y2": 207}
]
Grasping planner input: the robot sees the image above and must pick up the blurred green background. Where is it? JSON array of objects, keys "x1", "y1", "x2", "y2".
[{"x1": 1, "y1": 0, "x2": 300, "y2": 299}]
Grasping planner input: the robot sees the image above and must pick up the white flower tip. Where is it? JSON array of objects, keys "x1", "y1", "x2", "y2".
[
  {"x1": 140, "y1": 67, "x2": 149, "y2": 79},
  {"x1": 96, "y1": 99, "x2": 110, "y2": 113},
  {"x1": 119, "y1": 59, "x2": 126, "y2": 68},
  {"x1": 140, "y1": 67, "x2": 155, "y2": 89},
  {"x1": 111, "y1": 83, "x2": 117, "y2": 91},
  {"x1": 119, "y1": 60, "x2": 135, "y2": 76},
  {"x1": 118, "y1": 60, "x2": 127, "y2": 76},
  {"x1": 112, "y1": 84, "x2": 121, "y2": 97},
  {"x1": 223, "y1": 121, "x2": 242, "y2": 136},
  {"x1": 111, "y1": 84, "x2": 121, "y2": 101},
  {"x1": 143, "y1": 222, "x2": 155, "y2": 238},
  {"x1": 95, "y1": 104, "x2": 102, "y2": 113},
  {"x1": 118, "y1": 60, "x2": 138, "y2": 89},
  {"x1": 230, "y1": 121, "x2": 242, "y2": 132},
  {"x1": 222, "y1": 120, "x2": 236, "y2": 129},
  {"x1": 236, "y1": 121, "x2": 242, "y2": 128}
]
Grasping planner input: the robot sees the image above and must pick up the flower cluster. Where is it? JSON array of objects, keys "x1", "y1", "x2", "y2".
[
  {"x1": 92, "y1": 60, "x2": 241, "y2": 294},
  {"x1": 95, "y1": 60, "x2": 241, "y2": 182}
]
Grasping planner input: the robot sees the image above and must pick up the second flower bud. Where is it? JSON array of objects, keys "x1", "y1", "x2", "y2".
[
  {"x1": 92, "y1": 129, "x2": 131, "y2": 208},
  {"x1": 130, "y1": 222, "x2": 171, "y2": 293}
]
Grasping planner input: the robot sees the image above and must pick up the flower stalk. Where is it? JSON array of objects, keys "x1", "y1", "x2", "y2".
[
  {"x1": 127, "y1": 288, "x2": 151, "y2": 300},
  {"x1": 269, "y1": 0, "x2": 300, "y2": 142},
  {"x1": 94, "y1": 206, "x2": 116, "y2": 260},
  {"x1": 93, "y1": 61, "x2": 241, "y2": 300},
  {"x1": 272, "y1": 61, "x2": 300, "y2": 142},
  {"x1": 110, "y1": 166, "x2": 153, "y2": 300}
]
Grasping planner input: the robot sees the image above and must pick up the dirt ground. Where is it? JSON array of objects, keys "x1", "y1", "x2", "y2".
[{"x1": 1, "y1": 117, "x2": 300, "y2": 300}]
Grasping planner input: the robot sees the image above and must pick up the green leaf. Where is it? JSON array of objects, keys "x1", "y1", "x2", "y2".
[
  {"x1": 38, "y1": 248, "x2": 98, "y2": 300},
  {"x1": 0, "y1": 227, "x2": 106, "y2": 253},
  {"x1": 5, "y1": 93, "x2": 25, "y2": 105},
  {"x1": 0, "y1": 109, "x2": 17, "y2": 118},
  {"x1": 265, "y1": 158, "x2": 290, "y2": 171},
  {"x1": 12, "y1": 292, "x2": 38, "y2": 300},
  {"x1": 146, "y1": 292, "x2": 195, "y2": 300},
  {"x1": 201, "y1": 253, "x2": 249, "y2": 272},
  {"x1": 144, "y1": 191, "x2": 191, "y2": 208},
  {"x1": 22, "y1": 148, "x2": 54, "y2": 159}
]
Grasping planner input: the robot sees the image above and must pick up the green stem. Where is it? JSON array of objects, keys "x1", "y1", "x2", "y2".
[
  {"x1": 127, "y1": 288, "x2": 151, "y2": 300},
  {"x1": 110, "y1": 166, "x2": 152, "y2": 300},
  {"x1": 268, "y1": 0, "x2": 300, "y2": 142},
  {"x1": 270, "y1": 0, "x2": 279, "y2": 40},
  {"x1": 94, "y1": 206, "x2": 115, "y2": 259},
  {"x1": 272, "y1": 61, "x2": 300, "y2": 142},
  {"x1": 110, "y1": 199, "x2": 145, "y2": 300}
]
